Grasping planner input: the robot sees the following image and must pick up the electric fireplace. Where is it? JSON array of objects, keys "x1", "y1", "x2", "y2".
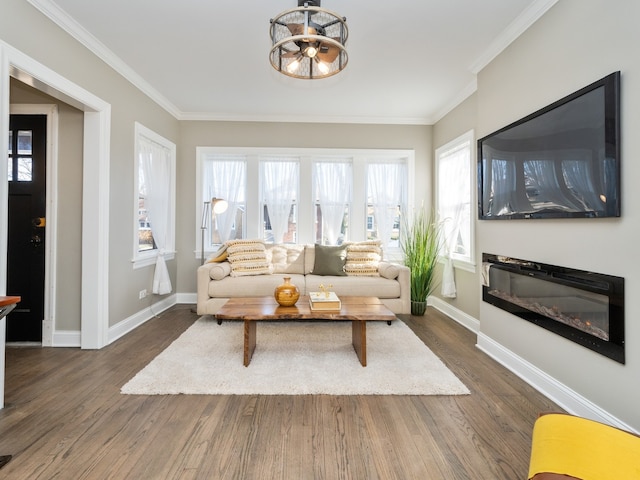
[{"x1": 482, "y1": 253, "x2": 625, "y2": 363}]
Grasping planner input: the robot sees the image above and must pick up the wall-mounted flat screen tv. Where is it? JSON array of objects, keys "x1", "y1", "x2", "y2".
[{"x1": 478, "y1": 71, "x2": 620, "y2": 220}]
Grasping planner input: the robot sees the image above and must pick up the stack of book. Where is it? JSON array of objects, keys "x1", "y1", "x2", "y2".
[{"x1": 309, "y1": 291, "x2": 341, "y2": 311}]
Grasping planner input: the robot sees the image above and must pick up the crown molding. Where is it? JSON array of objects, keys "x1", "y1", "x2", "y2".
[
  {"x1": 178, "y1": 111, "x2": 432, "y2": 126},
  {"x1": 430, "y1": 0, "x2": 559, "y2": 123},
  {"x1": 27, "y1": 0, "x2": 558, "y2": 126},
  {"x1": 27, "y1": 0, "x2": 182, "y2": 118},
  {"x1": 469, "y1": 0, "x2": 560, "y2": 74},
  {"x1": 431, "y1": 78, "x2": 478, "y2": 124}
]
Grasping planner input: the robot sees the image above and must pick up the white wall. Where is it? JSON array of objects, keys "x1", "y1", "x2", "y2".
[{"x1": 474, "y1": 0, "x2": 640, "y2": 430}]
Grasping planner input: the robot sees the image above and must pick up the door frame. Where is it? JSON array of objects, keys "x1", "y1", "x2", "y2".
[
  {"x1": 9, "y1": 105, "x2": 58, "y2": 346},
  {"x1": 1, "y1": 41, "x2": 111, "y2": 350}
]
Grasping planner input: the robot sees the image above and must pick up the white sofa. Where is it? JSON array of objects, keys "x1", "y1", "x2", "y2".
[{"x1": 197, "y1": 243, "x2": 410, "y2": 316}]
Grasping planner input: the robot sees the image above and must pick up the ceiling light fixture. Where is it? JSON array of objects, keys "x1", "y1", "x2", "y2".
[{"x1": 269, "y1": 0, "x2": 348, "y2": 80}]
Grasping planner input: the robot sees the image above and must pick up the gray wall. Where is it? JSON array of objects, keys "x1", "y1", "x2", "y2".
[
  {"x1": 2, "y1": 0, "x2": 180, "y2": 329},
  {"x1": 435, "y1": 0, "x2": 640, "y2": 429},
  {"x1": 176, "y1": 121, "x2": 432, "y2": 294}
]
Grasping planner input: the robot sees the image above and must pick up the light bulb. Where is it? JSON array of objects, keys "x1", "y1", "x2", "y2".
[
  {"x1": 305, "y1": 46, "x2": 318, "y2": 58},
  {"x1": 287, "y1": 58, "x2": 301, "y2": 73},
  {"x1": 316, "y1": 61, "x2": 329, "y2": 75}
]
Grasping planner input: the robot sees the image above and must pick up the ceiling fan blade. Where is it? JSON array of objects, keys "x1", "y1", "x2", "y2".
[
  {"x1": 281, "y1": 51, "x2": 300, "y2": 58},
  {"x1": 287, "y1": 23, "x2": 318, "y2": 36},
  {"x1": 316, "y1": 41, "x2": 340, "y2": 63}
]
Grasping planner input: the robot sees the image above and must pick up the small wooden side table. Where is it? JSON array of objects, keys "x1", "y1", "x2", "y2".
[{"x1": 0, "y1": 296, "x2": 20, "y2": 319}]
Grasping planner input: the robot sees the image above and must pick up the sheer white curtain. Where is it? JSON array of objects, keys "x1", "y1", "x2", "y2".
[
  {"x1": 438, "y1": 142, "x2": 471, "y2": 298},
  {"x1": 314, "y1": 162, "x2": 351, "y2": 244},
  {"x1": 367, "y1": 163, "x2": 406, "y2": 250},
  {"x1": 139, "y1": 138, "x2": 172, "y2": 294},
  {"x1": 262, "y1": 160, "x2": 299, "y2": 243},
  {"x1": 524, "y1": 159, "x2": 582, "y2": 211},
  {"x1": 204, "y1": 157, "x2": 246, "y2": 243},
  {"x1": 488, "y1": 157, "x2": 519, "y2": 216},
  {"x1": 561, "y1": 159, "x2": 601, "y2": 210}
]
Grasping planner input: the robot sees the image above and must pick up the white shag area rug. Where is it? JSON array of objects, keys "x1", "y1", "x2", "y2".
[{"x1": 121, "y1": 317, "x2": 470, "y2": 396}]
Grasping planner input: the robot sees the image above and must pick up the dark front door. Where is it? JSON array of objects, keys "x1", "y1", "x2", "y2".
[{"x1": 6, "y1": 114, "x2": 47, "y2": 342}]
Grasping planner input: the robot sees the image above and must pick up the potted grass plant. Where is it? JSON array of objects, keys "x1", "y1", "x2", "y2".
[{"x1": 400, "y1": 208, "x2": 442, "y2": 316}]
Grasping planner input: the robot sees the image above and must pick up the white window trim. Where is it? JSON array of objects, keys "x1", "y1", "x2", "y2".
[
  {"x1": 196, "y1": 147, "x2": 415, "y2": 259},
  {"x1": 435, "y1": 130, "x2": 476, "y2": 273},
  {"x1": 132, "y1": 122, "x2": 176, "y2": 269}
]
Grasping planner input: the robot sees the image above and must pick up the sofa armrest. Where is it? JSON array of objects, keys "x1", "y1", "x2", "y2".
[
  {"x1": 395, "y1": 264, "x2": 411, "y2": 314},
  {"x1": 196, "y1": 262, "x2": 230, "y2": 315}
]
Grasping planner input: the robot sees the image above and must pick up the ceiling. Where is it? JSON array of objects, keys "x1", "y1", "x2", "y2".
[{"x1": 29, "y1": 0, "x2": 558, "y2": 125}]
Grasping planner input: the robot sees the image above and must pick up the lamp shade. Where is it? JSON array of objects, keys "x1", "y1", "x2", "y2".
[{"x1": 211, "y1": 198, "x2": 228, "y2": 214}]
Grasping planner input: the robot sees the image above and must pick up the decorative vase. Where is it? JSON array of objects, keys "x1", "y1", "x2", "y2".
[
  {"x1": 411, "y1": 301, "x2": 427, "y2": 316},
  {"x1": 274, "y1": 277, "x2": 300, "y2": 307}
]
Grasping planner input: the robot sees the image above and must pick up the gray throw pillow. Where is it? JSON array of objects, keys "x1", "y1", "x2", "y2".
[{"x1": 312, "y1": 244, "x2": 347, "y2": 276}]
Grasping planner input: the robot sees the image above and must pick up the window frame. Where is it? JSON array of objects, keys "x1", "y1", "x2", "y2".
[
  {"x1": 196, "y1": 147, "x2": 414, "y2": 259},
  {"x1": 435, "y1": 130, "x2": 475, "y2": 272},
  {"x1": 132, "y1": 122, "x2": 176, "y2": 269}
]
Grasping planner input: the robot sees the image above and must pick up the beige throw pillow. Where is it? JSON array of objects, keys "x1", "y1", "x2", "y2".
[
  {"x1": 344, "y1": 240, "x2": 382, "y2": 276},
  {"x1": 226, "y1": 239, "x2": 273, "y2": 277}
]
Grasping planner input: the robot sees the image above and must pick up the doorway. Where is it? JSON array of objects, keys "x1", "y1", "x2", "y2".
[
  {"x1": 2, "y1": 54, "x2": 111, "y2": 350},
  {"x1": 6, "y1": 114, "x2": 47, "y2": 342}
]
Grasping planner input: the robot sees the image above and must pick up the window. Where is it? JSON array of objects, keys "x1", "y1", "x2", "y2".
[
  {"x1": 261, "y1": 158, "x2": 299, "y2": 243},
  {"x1": 313, "y1": 160, "x2": 351, "y2": 244},
  {"x1": 133, "y1": 123, "x2": 176, "y2": 269},
  {"x1": 202, "y1": 156, "x2": 247, "y2": 248},
  {"x1": 367, "y1": 162, "x2": 407, "y2": 248},
  {"x1": 435, "y1": 130, "x2": 474, "y2": 269},
  {"x1": 197, "y1": 148, "x2": 413, "y2": 257}
]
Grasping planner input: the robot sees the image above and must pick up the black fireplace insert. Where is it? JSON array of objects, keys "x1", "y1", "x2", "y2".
[{"x1": 482, "y1": 253, "x2": 624, "y2": 363}]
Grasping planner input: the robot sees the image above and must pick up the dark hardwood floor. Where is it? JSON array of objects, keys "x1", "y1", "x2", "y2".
[{"x1": 0, "y1": 305, "x2": 560, "y2": 479}]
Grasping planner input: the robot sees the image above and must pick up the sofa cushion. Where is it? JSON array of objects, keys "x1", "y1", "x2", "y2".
[
  {"x1": 306, "y1": 274, "x2": 400, "y2": 299},
  {"x1": 209, "y1": 261, "x2": 232, "y2": 280},
  {"x1": 304, "y1": 244, "x2": 315, "y2": 274},
  {"x1": 344, "y1": 240, "x2": 382, "y2": 276},
  {"x1": 267, "y1": 244, "x2": 305, "y2": 274},
  {"x1": 312, "y1": 244, "x2": 347, "y2": 276},
  {"x1": 226, "y1": 239, "x2": 273, "y2": 277},
  {"x1": 208, "y1": 274, "x2": 306, "y2": 298}
]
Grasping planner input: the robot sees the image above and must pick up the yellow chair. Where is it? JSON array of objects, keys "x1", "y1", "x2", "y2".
[{"x1": 528, "y1": 413, "x2": 640, "y2": 479}]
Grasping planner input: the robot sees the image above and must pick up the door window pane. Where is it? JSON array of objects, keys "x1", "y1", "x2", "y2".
[
  {"x1": 17, "y1": 158, "x2": 33, "y2": 182},
  {"x1": 17, "y1": 130, "x2": 32, "y2": 155}
]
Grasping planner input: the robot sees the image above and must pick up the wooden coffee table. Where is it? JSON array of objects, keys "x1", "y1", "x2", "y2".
[{"x1": 215, "y1": 296, "x2": 396, "y2": 367}]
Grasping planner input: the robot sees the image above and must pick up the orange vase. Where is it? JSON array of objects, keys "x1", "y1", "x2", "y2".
[{"x1": 274, "y1": 277, "x2": 300, "y2": 306}]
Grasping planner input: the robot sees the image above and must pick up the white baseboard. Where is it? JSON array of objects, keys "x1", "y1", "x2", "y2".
[
  {"x1": 107, "y1": 294, "x2": 177, "y2": 345},
  {"x1": 52, "y1": 330, "x2": 81, "y2": 347},
  {"x1": 430, "y1": 298, "x2": 637, "y2": 434},
  {"x1": 49, "y1": 294, "x2": 185, "y2": 348},
  {"x1": 428, "y1": 296, "x2": 480, "y2": 333},
  {"x1": 176, "y1": 292, "x2": 197, "y2": 305}
]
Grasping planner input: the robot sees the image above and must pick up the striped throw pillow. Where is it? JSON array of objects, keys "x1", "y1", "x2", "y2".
[
  {"x1": 344, "y1": 240, "x2": 382, "y2": 276},
  {"x1": 226, "y1": 239, "x2": 273, "y2": 277}
]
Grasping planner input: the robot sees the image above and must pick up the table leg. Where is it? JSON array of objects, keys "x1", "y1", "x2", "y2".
[
  {"x1": 244, "y1": 319, "x2": 256, "y2": 366},
  {"x1": 351, "y1": 320, "x2": 367, "y2": 367}
]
